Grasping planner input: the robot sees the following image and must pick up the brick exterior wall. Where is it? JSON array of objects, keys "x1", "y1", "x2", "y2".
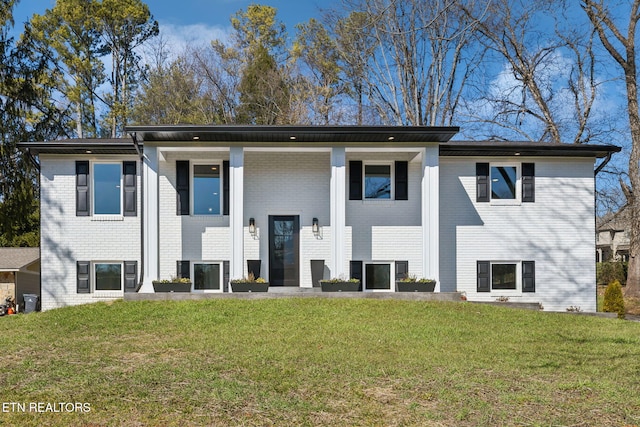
[
  {"x1": 440, "y1": 156, "x2": 597, "y2": 312},
  {"x1": 39, "y1": 156, "x2": 141, "y2": 311}
]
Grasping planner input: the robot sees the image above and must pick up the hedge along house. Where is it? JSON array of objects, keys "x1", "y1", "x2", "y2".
[{"x1": 19, "y1": 125, "x2": 620, "y2": 312}]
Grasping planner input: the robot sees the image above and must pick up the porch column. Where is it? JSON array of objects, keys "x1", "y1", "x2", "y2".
[
  {"x1": 141, "y1": 145, "x2": 159, "y2": 292},
  {"x1": 229, "y1": 146, "x2": 244, "y2": 282},
  {"x1": 421, "y1": 146, "x2": 440, "y2": 288},
  {"x1": 330, "y1": 147, "x2": 346, "y2": 278}
]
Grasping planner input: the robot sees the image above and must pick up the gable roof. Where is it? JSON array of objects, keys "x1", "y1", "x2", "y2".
[{"x1": 0, "y1": 248, "x2": 40, "y2": 271}]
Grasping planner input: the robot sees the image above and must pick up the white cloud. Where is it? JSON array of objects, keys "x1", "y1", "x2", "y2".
[{"x1": 158, "y1": 22, "x2": 232, "y2": 57}]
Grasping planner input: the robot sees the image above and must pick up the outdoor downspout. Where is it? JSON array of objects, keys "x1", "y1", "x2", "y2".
[
  {"x1": 593, "y1": 150, "x2": 614, "y2": 306},
  {"x1": 131, "y1": 133, "x2": 144, "y2": 292}
]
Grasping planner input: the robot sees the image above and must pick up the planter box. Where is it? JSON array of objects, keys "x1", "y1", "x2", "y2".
[
  {"x1": 396, "y1": 281, "x2": 436, "y2": 292},
  {"x1": 231, "y1": 282, "x2": 269, "y2": 292},
  {"x1": 320, "y1": 281, "x2": 361, "y2": 292},
  {"x1": 152, "y1": 282, "x2": 192, "y2": 292}
]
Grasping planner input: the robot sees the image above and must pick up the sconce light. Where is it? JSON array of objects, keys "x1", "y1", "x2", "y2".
[
  {"x1": 249, "y1": 218, "x2": 256, "y2": 235},
  {"x1": 312, "y1": 217, "x2": 319, "y2": 235}
]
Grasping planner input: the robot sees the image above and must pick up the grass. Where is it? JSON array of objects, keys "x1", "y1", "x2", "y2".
[{"x1": 1, "y1": 298, "x2": 639, "y2": 426}]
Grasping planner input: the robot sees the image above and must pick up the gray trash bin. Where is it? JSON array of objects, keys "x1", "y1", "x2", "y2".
[{"x1": 23, "y1": 294, "x2": 39, "y2": 313}]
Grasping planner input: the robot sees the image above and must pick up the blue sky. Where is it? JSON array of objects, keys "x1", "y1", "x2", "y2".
[{"x1": 12, "y1": 0, "x2": 334, "y2": 49}]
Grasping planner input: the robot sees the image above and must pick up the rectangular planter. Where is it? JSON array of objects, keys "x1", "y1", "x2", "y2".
[
  {"x1": 396, "y1": 281, "x2": 436, "y2": 292},
  {"x1": 320, "y1": 281, "x2": 361, "y2": 292},
  {"x1": 153, "y1": 282, "x2": 192, "y2": 292},
  {"x1": 231, "y1": 282, "x2": 269, "y2": 292}
]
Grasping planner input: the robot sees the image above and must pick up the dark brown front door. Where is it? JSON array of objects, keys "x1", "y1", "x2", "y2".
[{"x1": 269, "y1": 215, "x2": 299, "y2": 286}]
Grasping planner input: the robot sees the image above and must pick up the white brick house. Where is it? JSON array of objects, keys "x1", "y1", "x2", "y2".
[{"x1": 20, "y1": 126, "x2": 620, "y2": 312}]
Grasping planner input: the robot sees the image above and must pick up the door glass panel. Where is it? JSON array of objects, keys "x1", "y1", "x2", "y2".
[{"x1": 194, "y1": 263, "x2": 220, "y2": 290}]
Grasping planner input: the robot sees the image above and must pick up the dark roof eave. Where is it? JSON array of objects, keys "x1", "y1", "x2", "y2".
[
  {"x1": 440, "y1": 141, "x2": 621, "y2": 158},
  {"x1": 125, "y1": 125, "x2": 460, "y2": 144},
  {"x1": 17, "y1": 139, "x2": 139, "y2": 155}
]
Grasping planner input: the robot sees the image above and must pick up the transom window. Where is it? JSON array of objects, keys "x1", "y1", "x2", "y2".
[
  {"x1": 491, "y1": 263, "x2": 517, "y2": 290},
  {"x1": 93, "y1": 163, "x2": 122, "y2": 215},
  {"x1": 94, "y1": 263, "x2": 122, "y2": 291},
  {"x1": 193, "y1": 263, "x2": 221, "y2": 291},
  {"x1": 491, "y1": 165, "x2": 517, "y2": 200},
  {"x1": 193, "y1": 164, "x2": 221, "y2": 215},
  {"x1": 364, "y1": 164, "x2": 392, "y2": 199}
]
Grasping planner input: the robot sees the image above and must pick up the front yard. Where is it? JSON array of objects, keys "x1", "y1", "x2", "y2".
[{"x1": 0, "y1": 299, "x2": 639, "y2": 426}]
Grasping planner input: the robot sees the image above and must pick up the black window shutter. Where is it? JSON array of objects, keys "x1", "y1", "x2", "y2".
[
  {"x1": 349, "y1": 161, "x2": 363, "y2": 200},
  {"x1": 176, "y1": 161, "x2": 190, "y2": 215},
  {"x1": 395, "y1": 161, "x2": 408, "y2": 200},
  {"x1": 223, "y1": 160, "x2": 229, "y2": 215},
  {"x1": 76, "y1": 161, "x2": 90, "y2": 216},
  {"x1": 223, "y1": 261, "x2": 230, "y2": 292},
  {"x1": 77, "y1": 261, "x2": 90, "y2": 293},
  {"x1": 477, "y1": 261, "x2": 490, "y2": 292},
  {"x1": 395, "y1": 261, "x2": 409, "y2": 280},
  {"x1": 522, "y1": 261, "x2": 535, "y2": 292},
  {"x1": 522, "y1": 163, "x2": 535, "y2": 203},
  {"x1": 350, "y1": 260, "x2": 363, "y2": 281},
  {"x1": 476, "y1": 163, "x2": 490, "y2": 202},
  {"x1": 177, "y1": 261, "x2": 190, "y2": 279},
  {"x1": 123, "y1": 161, "x2": 137, "y2": 216},
  {"x1": 124, "y1": 261, "x2": 138, "y2": 292}
]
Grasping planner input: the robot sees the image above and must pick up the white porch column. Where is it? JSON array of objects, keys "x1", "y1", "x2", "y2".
[
  {"x1": 421, "y1": 146, "x2": 440, "y2": 288},
  {"x1": 330, "y1": 147, "x2": 346, "y2": 278},
  {"x1": 141, "y1": 145, "x2": 159, "y2": 292},
  {"x1": 229, "y1": 147, "x2": 244, "y2": 281}
]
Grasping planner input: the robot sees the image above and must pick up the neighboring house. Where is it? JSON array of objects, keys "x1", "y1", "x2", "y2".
[
  {"x1": 0, "y1": 247, "x2": 40, "y2": 311},
  {"x1": 596, "y1": 208, "x2": 630, "y2": 262},
  {"x1": 19, "y1": 126, "x2": 620, "y2": 312}
]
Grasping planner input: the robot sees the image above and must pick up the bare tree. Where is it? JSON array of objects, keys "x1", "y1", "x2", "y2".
[
  {"x1": 462, "y1": 0, "x2": 601, "y2": 144},
  {"x1": 332, "y1": 0, "x2": 486, "y2": 126},
  {"x1": 582, "y1": 0, "x2": 640, "y2": 298}
]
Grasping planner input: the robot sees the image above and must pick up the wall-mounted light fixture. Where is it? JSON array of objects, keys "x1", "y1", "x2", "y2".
[
  {"x1": 312, "y1": 217, "x2": 319, "y2": 236},
  {"x1": 249, "y1": 217, "x2": 256, "y2": 235}
]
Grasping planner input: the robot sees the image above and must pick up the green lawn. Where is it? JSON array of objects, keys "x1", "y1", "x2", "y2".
[{"x1": 0, "y1": 299, "x2": 639, "y2": 426}]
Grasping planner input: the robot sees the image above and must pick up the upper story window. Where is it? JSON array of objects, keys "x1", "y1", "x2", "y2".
[
  {"x1": 364, "y1": 164, "x2": 392, "y2": 199},
  {"x1": 176, "y1": 160, "x2": 229, "y2": 216},
  {"x1": 491, "y1": 165, "x2": 518, "y2": 200},
  {"x1": 93, "y1": 163, "x2": 122, "y2": 215},
  {"x1": 349, "y1": 160, "x2": 408, "y2": 201},
  {"x1": 76, "y1": 160, "x2": 137, "y2": 217},
  {"x1": 477, "y1": 162, "x2": 534, "y2": 203},
  {"x1": 193, "y1": 164, "x2": 221, "y2": 215}
]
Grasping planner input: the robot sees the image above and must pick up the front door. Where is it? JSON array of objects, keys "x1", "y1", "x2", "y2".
[{"x1": 269, "y1": 215, "x2": 299, "y2": 286}]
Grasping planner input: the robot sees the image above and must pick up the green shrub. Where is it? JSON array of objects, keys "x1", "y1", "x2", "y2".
[
  {"x1": 596, "y1": 262, "x2": 628, "y2": 286},
  {"x1": 603, "y1": 280, "x2": 625, "y2": 319}
]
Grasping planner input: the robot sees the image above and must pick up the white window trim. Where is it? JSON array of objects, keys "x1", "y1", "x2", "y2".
[
  {"x1": 91, "y1": 161, "x2": 123, "y2": 217},
  {"x1": 490, "y1": 162, "x2": 521, "y2": 205},
  {"x1": 190, "y1": 161, "x2": 224, "y2": 217},
  {"x1": 191, "y1": 261, "x2": 224, "y2": 293},
  {"x1": 93, "y1": 261, "x2": 124, "y2": 293},
  {"x1": 363, "y1": 261, "x2": 395, "y2": 292},
  {"x1": 363, "y1": 162, "x2": 394, "y2": 201},
  {"x1": 490, "y1": 261, "x2": 521, "y2": 294}
]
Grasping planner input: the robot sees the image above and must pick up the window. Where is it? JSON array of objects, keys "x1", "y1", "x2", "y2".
[
  {"x1": 76, "y1": 161, "x2": 136, "y2": 217},
  {"x1": 491, "y1": 166, "x2": 517, "y2": 200},
  {"x1": 477, "y1": 260, "x2": 536, "y2": 293},
  {"x1": 349, "y1": 161, "x2": 408, "y2": 201},
  {"x1": 491, "y1": 263, "x2": 517, "y2": 290},
  {"x1": 364, "y1": 164, "x2": 392, "y2": 199},
  {"x1": 94, "y1": 263, "x2": 122, "y2": 291},
  {"x1": 193, "y1": 164, "x2": 221, "y2": 215},
  {"x1": 365, "y1": 263, "x2": 391, "y2": 290},
  {"x1": 93, "y1": 163, "x2": 122, "y2": 215},
  {"x1": 476, "y1": 162, "x2": 534, "y2": 203},
  {"x1": 193, "y1": 263, "x2": 221, "y2": 291}
]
